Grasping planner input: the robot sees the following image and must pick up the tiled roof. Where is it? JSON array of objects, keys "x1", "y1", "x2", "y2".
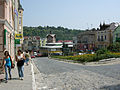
[
  {"x1": 47, "y1": 34, "x2": 56, "y2": 37},
  {"x1": 24, "y1": 36, "x2": 29, "y2": 39},
  {"x1": 106, "y1": 23, "x2": 118, "y2": 30},
  {"x1": 114, "y1": 25, "x2": 120, "y2": 32},
  {"x1": 36, "y1": 36, "x2": 40, "y2": 40}
]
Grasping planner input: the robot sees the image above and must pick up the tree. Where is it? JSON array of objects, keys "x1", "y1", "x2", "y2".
[
  {"x1": 107, "y1": 42, "x2": 120, "y2": 52},
  {"x1": 23, "y1": 26, "x2": 83, "y2": 41}
]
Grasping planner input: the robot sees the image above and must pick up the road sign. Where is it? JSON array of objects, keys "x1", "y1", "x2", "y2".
[
  {"x1": 15, "y1": 39, "x2": 20, "y2": 44},
  {"x1": 15, "y1": 34, "x2": 23, "y2": 39}
]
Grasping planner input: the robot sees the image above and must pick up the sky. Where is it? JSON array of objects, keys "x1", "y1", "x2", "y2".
[{"x1": 21, "y1": 0, "x2": 120, "y2": 30}]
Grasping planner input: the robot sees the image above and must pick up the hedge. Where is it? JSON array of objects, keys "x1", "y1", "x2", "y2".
[{"x1": 52, "y1": 52, "x2": 120, "y2": 63}]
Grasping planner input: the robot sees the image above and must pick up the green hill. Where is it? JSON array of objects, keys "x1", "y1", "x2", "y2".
[{"x1": 23, "y1": 26, "x2": 83, "y2": 41}]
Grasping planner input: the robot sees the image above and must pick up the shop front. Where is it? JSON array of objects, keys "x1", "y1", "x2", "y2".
[{"x1": 0, "y1": 25, "x2": 15, "y2": 79}]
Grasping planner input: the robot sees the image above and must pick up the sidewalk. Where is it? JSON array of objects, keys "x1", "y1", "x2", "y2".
[{"x1": 0, "y1": 64, "x2": 33, "y2": 90}]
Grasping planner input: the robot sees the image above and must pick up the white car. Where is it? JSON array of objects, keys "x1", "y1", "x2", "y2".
[{"x1": 34, "y1": 52, "x2": 37, "y2": 56}]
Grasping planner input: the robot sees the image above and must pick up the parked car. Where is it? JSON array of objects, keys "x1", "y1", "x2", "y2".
[
  {"x1": 31, "y1": 55, "x2": 35, "y2": 58},
  {"x1": 34, "y1": 52, "x2": 37, "y2": 56},
  {"x1": 36, "y1": 53, "x2": 42, "y2": 57}
]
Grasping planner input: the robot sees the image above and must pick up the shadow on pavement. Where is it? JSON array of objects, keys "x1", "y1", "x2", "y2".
[
  {"x1": 0, "y1": 79, "x2": 6, "y2": 83},
  {"x1": 0, "y1": 78, "x2": 20, "y2": 84},
  {"x1": 11, "y1": 78, "x2": 20, "y2": 80},
  {"x1": 100, "y1": 84, "x2": 120, "y2": 90}
]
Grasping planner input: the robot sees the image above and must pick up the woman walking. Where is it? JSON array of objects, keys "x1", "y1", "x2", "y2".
[
  {"x1": 25, "y1": 51, "x2": 31, "y2": 66},
  {"x1": 16, "y1": 50, "x2": 25, "y2": 80},
  {"x1": 3, "y1": 51, "x2": 12, "y2": 83}
]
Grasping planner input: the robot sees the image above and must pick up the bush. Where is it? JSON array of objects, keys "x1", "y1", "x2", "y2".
[
  {"x1": 96, "y1": 48, "x2": 109, "y2": 56},
  {"x1": 52, "y1": 52, "x2": 120, "y2": 63},
  {"x1": 107, "y1": 42, "x2": 120, "y2": 52}
]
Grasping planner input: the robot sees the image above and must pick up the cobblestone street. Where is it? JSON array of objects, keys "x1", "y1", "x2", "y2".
[{"x1": 33, "y1": 57, "x2": 120, "y2": 90}]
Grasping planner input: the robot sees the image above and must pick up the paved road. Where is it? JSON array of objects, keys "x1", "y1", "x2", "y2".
[{"x1": 34, "y1": 57, "x2": 120, "y2": 90}]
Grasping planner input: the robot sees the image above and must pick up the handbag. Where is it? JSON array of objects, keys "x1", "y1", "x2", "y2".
[{"x1": 17, "y1": 59, "x2": 25, "y2": 66}]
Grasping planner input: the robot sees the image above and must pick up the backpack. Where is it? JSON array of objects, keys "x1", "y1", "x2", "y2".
[{"x1": 17, "y1": 59, "x2": 25, "y2": 66}]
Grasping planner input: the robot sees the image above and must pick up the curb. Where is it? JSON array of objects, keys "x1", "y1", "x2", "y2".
[
  {"x1": 51, "y1": 57, "x2": 120, "y2": 66},
  {"x1": 31, "y1": 62, "x2": 37, "y2": 90}
]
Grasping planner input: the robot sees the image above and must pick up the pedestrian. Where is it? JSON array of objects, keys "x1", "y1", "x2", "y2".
[
  {"x1": 25, "y1": 50, "x2": 31, "y2": 66},
  {"x1": 3, "y1": 51, "x2": 12, "y2": 83},
  {"x1": 15, "y1": 50, "x2": 25, "y2": 80}
]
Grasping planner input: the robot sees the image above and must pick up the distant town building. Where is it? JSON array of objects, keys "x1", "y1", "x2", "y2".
[
  {"x1": 40, "y1": 42, "x2": 73, "y2": 56},
  {"x1": 47, "y1": 34, "x2": 56, "y2": 43},
  {"x1": 73, "y1": 37, "x2": 77, "y2": 45},
  {"x1": 96, "y1": 22, "x2": 119, "y2": 48},
  {"x1": 77, "y1": 30, "x2": 96, "y2": 51},
  {"x1": 75, "y1": 22, "x2": 120, "y2": 51},
  {"x1": 113, "y1": 25, "x2": 120, "y2": 43},
  {"x1": 23, "y1": 36, "x2": 40, "y2": 51},
  {"x1": 40, "y1": 38, "x2": 47, "y2": 47}
]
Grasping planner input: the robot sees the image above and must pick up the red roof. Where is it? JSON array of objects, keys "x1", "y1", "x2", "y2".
[
  {"x1": 64, "y1": 40, "x2": 73, "y2": 42},
  {"x1": 57, "y1": 40, "x2": 63, "y2": 43},
  {"x1": 35, "y1": 36, "x2": 40, "y2": 40},
  {"x1": 24, "y1": 36, "x2": 29, "y2": 39}
]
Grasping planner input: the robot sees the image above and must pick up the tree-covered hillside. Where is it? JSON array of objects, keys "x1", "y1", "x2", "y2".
[{"x1": 23, "y1": 26, "x2": 83, "y2": 41}]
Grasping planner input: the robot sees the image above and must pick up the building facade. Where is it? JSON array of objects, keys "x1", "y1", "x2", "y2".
[
  {"x1": 96, "y1": 23, "x2": 119, "y2": 48},
  {"x1": 47, "y1": 34, "x2": 56, "y2": 43},
  {"x1": 18, "y1": 0, "x2": 24, "y2": 44},
  {"x1": 113, "y1": 26, "x2": 120, "y2": 43},
  {"x1": 15, "y1": 0, "x2": 24, "y2": 51},
  {"x1": 0, "y1": 0, "x2": 15, "y2": 77},
  {"x1": 40, "y1": 38, "x2": 47, "y2": 47},
  {"x1": 77, "y1": 30, "x2": 96, "y2": 51},
  {"x1": 23, "y1": 36, "x2": 41, "y2": 51},
  {"x1": 0, "y1": 0, "x2": 24, "y2": 78},
  {"x1": 76, "y1": 22, "x2": 120, "y2": 52}
]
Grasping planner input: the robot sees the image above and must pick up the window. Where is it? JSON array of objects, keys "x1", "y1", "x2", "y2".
[
  {"x1": 19, "y1": 26, "x2": 21, "y2": 30},
  {"x1": 19, "y1": 17, "x2": 22, "y2": 25},
  {"x1": 33, "y1": 37, "x2": 36, "y2": 40},
  {"x1": 105, "y1": 45, "x2": 107, "y2": 48},
  {"x1": 105, "y1": 35, "x2": 106, "y2": 40},
  {"x1": 77, "y1": 41, "x2": 81, "y2": 43},
  {"x1": 98, "y1": 36, "x2": 100, "y2": 41},
  {"x1": 116, "y1": 34, "x2": 118, "y2": 38},
  {"x1": 98, "y1": 45, "x2": 101, "y2": 48},
  {"x1": 101, "y1": 36, "x2": 104, "y2": 41}
]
